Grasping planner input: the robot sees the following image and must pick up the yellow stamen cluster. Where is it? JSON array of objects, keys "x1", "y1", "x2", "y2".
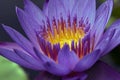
[{"x1": 44, "y1": 22, "x2": 85, "y2": 48}]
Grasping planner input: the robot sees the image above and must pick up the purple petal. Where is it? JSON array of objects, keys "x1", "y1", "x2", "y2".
[
  {"x1": 59, "y1": 0, "x2": 75, "y2": 14},
  {"x1": 34, "y1": 48, "x2": 70, "y2": 76},
  {"x1": 80, "y1": 0, "x2": 96, "y2": 25},
  {"x1": 92, "y1": 0, "x2": 113, "y2": 46},
  {"x1": 97, "y1": 19, "x2": 120, "y2": 56},
  {"x1": 86, "y1": 61, "x2": 120, "y2": 80},
  {"x1": 43, "y1": 0, "x2": 49, "y2": 16},
  {"x1": 74, "y1": 49, "x2": 100, "y2": 72},
  {"x1": 58, "y1": 44, "x2": 79, "y2": 70},
  {"x1": 0, "y1": 42, "x2": 23, "y2": 51},
  {"x1": 16, "y1": 7, "x2": 40, "y2": 50},
  {"x1": 44, "y1": 61, "x2": 70, "y2": 76},
  {"x1": 47, "y1": 0, "x2": 67, "y2": 21},
  {"x1": 24, "y1": 0, "x2": 46, "y2": 25},
  {"x1": 2, "y1": 25, "x2": 35, "y2": 57},
  {"x1": 95, "y1": 36, "x2": 110, "y2": 56},
  {"x1": 14, "y1": 49, "x2": 45, "y2": 70},
  {"x1": 33, "y1": 47, "x2": 53, "y2": 62},
  {"x1": 71, "y1": 0, "x2": 96, "y2": 25},
  {"x1": 0, "y1": 48, "x2": 40, "y2": 70}
]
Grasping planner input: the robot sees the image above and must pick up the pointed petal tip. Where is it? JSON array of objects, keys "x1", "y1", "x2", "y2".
[
  {"x1": 2, "y1": 25, "x2": 15, "y2": 33},
  {"x1": 15, "y1": 6, "x2": 19, "y2": 12},
  {"x1": 16, "y1": 7, "x2": 22, "y2": 14},
  {"x1": 15, "y1": 7, "x2": 26, "y2": 21},
  {"x1": 2, "y1": 24, "x2": 7, "y2": 28},
  {"x1": 2, "y1": 24, "x2": 11, "y2": 31},
  {"x1": 62, "y1": 43, "x2": 70, "y2": 51},
  {"x1": 16, "y1": 7, "x2": 26, "y2": 17},
  {"x1": 1, "y1": 24, "x2": 5, "y2": 27},
  {"x1": 2, "y1": 25, "x2": 11, "y2": 34}
]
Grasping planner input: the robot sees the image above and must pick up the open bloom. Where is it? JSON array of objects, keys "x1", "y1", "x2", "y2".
[{"x1": 0, "y1": 0, "x2": 120, "y2": 79}]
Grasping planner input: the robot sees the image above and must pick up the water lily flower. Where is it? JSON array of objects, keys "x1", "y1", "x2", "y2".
[{"x1": 0, "y1": 0, "x2": 120, "y2": 79}]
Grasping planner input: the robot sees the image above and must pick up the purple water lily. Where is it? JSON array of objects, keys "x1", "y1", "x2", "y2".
[{"x1": 0, "y1": 0, "x2": 120, "y2": 80}]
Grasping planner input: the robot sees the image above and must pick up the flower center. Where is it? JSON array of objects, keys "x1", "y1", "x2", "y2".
[
  {"x1": 43, "y1": 21, "x2": 85, "y2": 48},
  {"x1": 39, "y1": 19, "x2": 94, "y2": 60}
]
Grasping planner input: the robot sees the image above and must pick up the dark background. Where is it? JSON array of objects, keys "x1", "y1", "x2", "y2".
[{"x1": 0, "y1": 0, "x2": 120, "y2": 80}]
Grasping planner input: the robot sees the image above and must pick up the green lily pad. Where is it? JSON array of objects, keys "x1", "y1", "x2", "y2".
[{"x1": 0, "y1": 56, "x2": 28, "y2": 80}]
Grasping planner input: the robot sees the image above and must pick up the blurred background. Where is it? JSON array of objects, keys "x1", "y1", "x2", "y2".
[{"x1": 0, "y1": 0, "x2": 120, "y2": 80}]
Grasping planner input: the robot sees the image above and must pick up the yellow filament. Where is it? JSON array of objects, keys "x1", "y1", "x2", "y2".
[{"x1": 44, "y1": 23, "x2": 85, "y2": 48}]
